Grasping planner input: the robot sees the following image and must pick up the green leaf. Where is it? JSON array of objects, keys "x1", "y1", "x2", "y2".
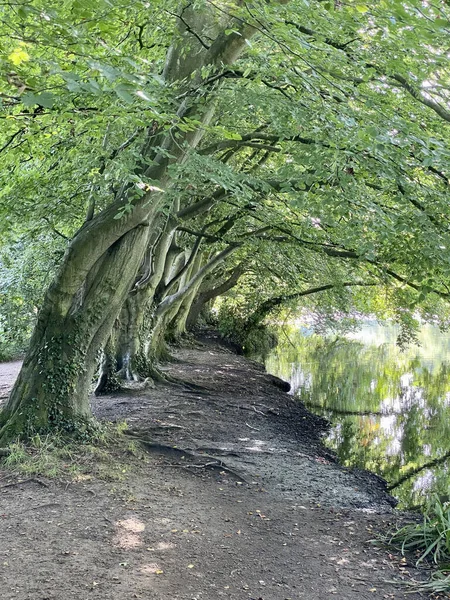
[
  {"x1": 22, "y1": 92, "x2": 54, "y2": 108},
  {"x1": 89, "y1": 61, "x2": 119, "y2": 82},
  {"x1": 35, "y1": 92, "x2": 55, "y2": 108},
  {"x1": 8, "y1": 46, "x2": 30, "y2": 66},
  {"x1": 114, "y1": 84, "x2": 134, "y2": 104},
  {"x1": 22, "y1": 93, "x2": 39, "y2": 107},
  {"x1": 222, "y1": 131, "x2": 242, "y2": 140}
]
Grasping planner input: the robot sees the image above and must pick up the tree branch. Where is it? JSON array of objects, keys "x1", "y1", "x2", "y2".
[
  {"x1": 245, "y1": 281, "x2": 378, "y2": 329},
  {"x1": 0, "y1": 128, "x2": 25, "y2": 154}
]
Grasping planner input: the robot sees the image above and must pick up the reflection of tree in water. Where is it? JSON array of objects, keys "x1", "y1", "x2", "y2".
[{"x1": 266, "y1": 325, "x2": 450, "y2": 508}]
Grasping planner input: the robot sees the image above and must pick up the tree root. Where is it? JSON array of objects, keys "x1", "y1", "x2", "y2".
[
  {"x1": 125, "y1": 434, "x2": 249, "y2": 483},
  {"x1": 150, "y1": 369, "x2": 208, "y2": 392},
  {"x1": 195, "y1": 446, "x2": 240, "y2": 457},
  {"x1": 0, "y1": 477, "x2": 49, "y2": 489},
  {"x1": 146, "y1": 423, "x2": 186, "y2": 431},
  {"x1": 168, "y1": 461, "x2": 248, "y2": 483}
]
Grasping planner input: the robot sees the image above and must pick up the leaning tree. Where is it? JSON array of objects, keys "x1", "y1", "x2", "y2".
[
  {"x1": 0, "y1": 0, "x2": 273, "y2": 441},
  {"x1": 1, "y1": 0, "x2": 450, "y2": 442}
]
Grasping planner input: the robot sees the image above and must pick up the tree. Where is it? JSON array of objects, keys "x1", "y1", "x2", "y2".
[
  {"x1": 0, "y1": 0, "x2": 266, "y2": 441},
  {"x1": 1, "y1": 0, "x2": 450, "y2": 442}
]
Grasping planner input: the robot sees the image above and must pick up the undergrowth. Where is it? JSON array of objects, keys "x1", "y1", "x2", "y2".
[
  {"x1": 0, "y1": 422, "x2": 145, "y2": 482},
  {"x1": 381, "y1": 494, "x2": 450, "y2": 594}
]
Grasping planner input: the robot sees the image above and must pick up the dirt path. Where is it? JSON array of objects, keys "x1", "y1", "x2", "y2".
[
  {"x1": 0, "y1": 359, "x2": 21, "y2": 399},
  {"x1": 0, "y1": 335, "x2": 428, "y2": 599}
]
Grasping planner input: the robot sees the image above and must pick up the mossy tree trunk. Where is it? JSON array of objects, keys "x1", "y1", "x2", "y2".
[
  {"x1": 0, "y1": 225, "x2": 150, "y2": 441},
  {"x1": 94, "y1": 216, "x2": 181, "y2": 390},
  {"x1": 185, "y1": 264, "x2": 245, "y2": 329},
  {"x1": 0, "y1": 4, "x2": 259, "y2": 443}
]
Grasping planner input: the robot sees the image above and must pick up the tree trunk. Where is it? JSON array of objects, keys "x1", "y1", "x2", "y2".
[
  {"x1": 94, "y1": 334, "x2": 122, "y2": 396},
  {"x1": 0, "y1": 225, "x2": 149, "y2": 442},
  {"x1": 146, "y1": 245, "x2": 238, "y2": 361},
  {"x1": 0, "y1": 3, "x2": 262, "y2": 442},
  {"x1": 186, "y1": 264, "x2": 245, "y2": 329},
  {"x1": 170, "y1": 283, "x2": 202, "y2": 338}
]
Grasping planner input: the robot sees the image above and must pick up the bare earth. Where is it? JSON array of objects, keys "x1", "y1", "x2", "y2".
[
  {"x1": 0, "y1": 360, "x2": 21, "y2": 400},
  {"x1": 0, "y1": 334, "x2": 429, "y2": 600}
]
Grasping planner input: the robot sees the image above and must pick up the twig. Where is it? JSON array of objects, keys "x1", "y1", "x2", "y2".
[
  {"x1": 0, "y1": 128, "x2": 25, "y2": 154},
  {"x1": 245, "y1": 422, "x2": 260, "y2": 431},
  {"x1": 239, "y1": 405, "x2": 267, "y2": 416}
]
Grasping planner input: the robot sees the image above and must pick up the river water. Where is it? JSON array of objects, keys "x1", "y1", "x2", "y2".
[{"x1": 265, "y1": 322, "x2": 450, "y2": 508}]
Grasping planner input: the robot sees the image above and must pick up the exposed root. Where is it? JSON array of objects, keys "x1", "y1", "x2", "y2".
[
  {"x1": 0, "y1": 477, "x2": 49, "y2": 489},
  {"x1": 125, "y1": 435, "x2": 249, "y2": 483},
  {"x1": 168, "y1": 461, "x2": 248, "y2": 483},
  {"x1": 195, "y1": 447, "x2": 240, "y2": 457},
  {"x1": 146, "y1": 424, "x2": 185, "y2": 431},
  {"x1": 133, "y1": 439, "x2": 199, "y2": 459},
  {"x1": 150, "y1": 368, "x2": 208, "y2": 392},
  {"x1": 245, "y1": 422, "x2": 260, "y2": 431},
  {"x1": 143, "y1": 364, "x2": 174, "y2": 385}
]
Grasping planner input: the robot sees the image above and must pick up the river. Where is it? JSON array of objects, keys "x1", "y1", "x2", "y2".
[{"x1": 265, "y1": 321, "x2": 450, "y2": 508}]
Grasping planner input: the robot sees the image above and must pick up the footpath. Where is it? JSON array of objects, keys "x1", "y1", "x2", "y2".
[{"x1": 0, "y1": 333, "x2": 426, "y2": 599}]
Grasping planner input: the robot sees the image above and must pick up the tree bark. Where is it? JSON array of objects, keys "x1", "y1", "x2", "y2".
[
  {"x1": 186, "y1": 264, "x2": 245, "y2": 329},
  {"x1": 0, "y1": 3, "x2": 261, "y2": 442},
  {"x1": 146, "y1": 245, "x2": 238, "y2": 362},
  {"x1": 0, "y1": 225, "x2": 150, "y2": 442}
]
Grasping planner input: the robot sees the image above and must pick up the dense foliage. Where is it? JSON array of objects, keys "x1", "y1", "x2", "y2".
[{"x1": 1, "y1": 0, "x2": 450, "y2": 441}]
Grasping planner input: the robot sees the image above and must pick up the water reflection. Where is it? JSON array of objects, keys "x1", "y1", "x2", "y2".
[{"x1": 265, "y1": 322, "x2": 450, "y2": 508}]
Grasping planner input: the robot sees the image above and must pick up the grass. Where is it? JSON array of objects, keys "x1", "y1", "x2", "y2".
[
  {"x1": 385, "y1": 494, "x2": 450, "y2": 566},
  {"x1": 380, "y1": 494, "x2": 450, "y2": 595},
  {"x1": 0, "y1": 422, "x2": 146, "y2": 482}
]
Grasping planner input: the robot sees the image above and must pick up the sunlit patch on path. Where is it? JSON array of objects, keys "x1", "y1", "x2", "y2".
[{"x1": 113, "y1": 517, "x2": 146, "y2": 549}]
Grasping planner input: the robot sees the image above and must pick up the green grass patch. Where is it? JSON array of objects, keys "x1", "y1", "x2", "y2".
[
  {"x1": 0, "y1": 422, "x2": 146, "y2": 482},
  {"x1": 384, "y1": 495, "x2": 450, "y2": 567},
  {"x1": 380, "y1": 494, "x2": 450, "y2": 594}
]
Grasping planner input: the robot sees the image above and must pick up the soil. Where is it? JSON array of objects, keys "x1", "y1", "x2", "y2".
[
  {"x1": 0, "y1": 360, "x2": 21, "y2": 400},
  {"x1": 0, "y1": 332, "x2": 432, "y2": 600}
]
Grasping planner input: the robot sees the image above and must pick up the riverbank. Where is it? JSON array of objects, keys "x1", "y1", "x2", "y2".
[{"x1": 0, "y1": 333, "x2": 428, "y2": 599}]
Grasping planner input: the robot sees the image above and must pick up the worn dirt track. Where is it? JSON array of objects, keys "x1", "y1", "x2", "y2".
[
  {"x1": 0, "y1": 334, "x2": 429, "y2": 599},
  {"x1": 0, "y1": 360, "x2": 21, "y2": 400}
]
